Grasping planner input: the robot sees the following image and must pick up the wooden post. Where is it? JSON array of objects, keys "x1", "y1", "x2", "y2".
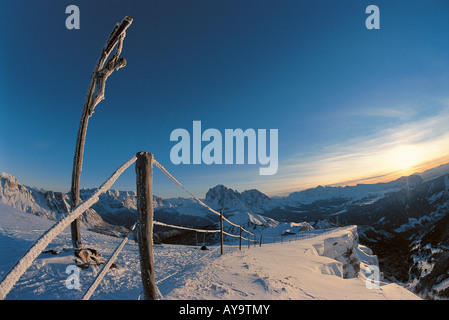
[
  {"x1": 70, "y1": 16, "x2": 133, "y2": 249},
  {"x1": 239, "y1": 225, "x2": 242, "y2": 251},
  {"x1": 220, "y1": 210, "x2": 224, "y2": 255},
  {"x1": 260, "y1": 235, "x2": 262, "y2": 247},
  {"x1": 135, "y1": 152, "x2": 157, "y2": 300}
]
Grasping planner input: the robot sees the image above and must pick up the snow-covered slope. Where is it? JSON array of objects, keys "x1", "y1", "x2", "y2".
[
  {"x1": 165, "y1": 227, "x2": 419, "y2": 300},
  {"x1": 0, "y1": 202, "x2": 419, "y2": 300}
]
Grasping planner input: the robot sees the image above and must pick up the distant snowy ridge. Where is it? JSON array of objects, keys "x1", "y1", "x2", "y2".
[
  {"x1": 0, "y1": 171, "x2": 433, "y2": 230},
  {"x1": 0, "y1": 172, "x2": 128, "y2": 236},
  {"x1": 0, "y1": 173, "x2": 315, "y2": 242},
  {"x1": 0, "y1": 172, "x2": 69, "y2": 221},
  {"x1": 285, "y1": 175, "x2": 424, "y2": 205}
]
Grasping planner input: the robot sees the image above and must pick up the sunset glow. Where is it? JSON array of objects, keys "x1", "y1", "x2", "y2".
[{"x1": 388, "y1": 145, "x2": 423, "y2": 172}]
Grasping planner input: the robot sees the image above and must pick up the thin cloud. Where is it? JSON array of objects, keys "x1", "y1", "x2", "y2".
[
  {"x1": 349, "y1": 104, "x2": 416, "y2": 120},
  {"x1": 268, "y1": 104, "x2": 449, "y2": 196}
]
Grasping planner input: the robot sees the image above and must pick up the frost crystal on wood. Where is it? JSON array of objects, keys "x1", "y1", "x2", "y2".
[{"x1": 70, "y1": 16, "x2": 133, "y2": 249}]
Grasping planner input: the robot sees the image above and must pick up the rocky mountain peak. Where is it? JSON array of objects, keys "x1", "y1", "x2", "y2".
[{"x1": 205, "y1": 184, "x2": 272, "y2": 213}]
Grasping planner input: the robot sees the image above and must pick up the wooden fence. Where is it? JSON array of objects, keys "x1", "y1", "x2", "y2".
[{"x1": 0, "y1": 151, "x2": 341, "y2": 300}]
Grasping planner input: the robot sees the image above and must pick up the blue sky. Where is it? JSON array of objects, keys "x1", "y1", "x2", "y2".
[{"x1": 1, "y1": 1, "x2": 449, "y2": 198}]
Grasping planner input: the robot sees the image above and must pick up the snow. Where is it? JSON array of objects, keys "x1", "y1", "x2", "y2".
[
  {"x1": 164, "y1": 227, "x2": 418, "y2": 300},
  {"x1": 0, "y1": 156, "x2": 136, "y2": 299},
  {"x1": 0, "y1": 202, "x2": 419, "y2": 300}
]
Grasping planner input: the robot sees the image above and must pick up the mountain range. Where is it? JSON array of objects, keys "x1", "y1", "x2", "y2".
[{"x1": 1, "y1": 161, "x2": 449, "y2": 299}]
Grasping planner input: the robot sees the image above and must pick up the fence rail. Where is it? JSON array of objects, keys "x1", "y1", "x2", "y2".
[
  {"x1": 0, "y1": 155, "x2": 137, "y2": 300},
  {"x1": 0, "y1": 151, "x2": 344, "y2": 300}
]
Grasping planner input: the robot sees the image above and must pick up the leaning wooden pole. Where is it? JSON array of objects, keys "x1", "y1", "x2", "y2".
[
  {"x1": 70, "y1": 16, "x2": 133, "y2": 249},
  {"x1": 135, "y1": 152, "x2": 158, "y2": 300}
]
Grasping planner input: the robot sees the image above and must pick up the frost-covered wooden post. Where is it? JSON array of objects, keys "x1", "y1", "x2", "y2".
[
  {"x1": 220, "y1": 210, "x2": 224, "y2": 255},
  {"x1": 135, "y1": 152, "x2": 158, "y2": 300},
  {"x1": 70, "y1": 16, "x2": 133, "y2": 249},
  {"x1": 239, "y1": 225, "x2": 242, "y2": 250}
]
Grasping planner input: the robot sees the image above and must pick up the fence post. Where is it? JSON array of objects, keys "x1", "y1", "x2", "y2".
[
  {"x1": 135, "y1": 152, "x2": 158, "y2": 300},
  {"x1": 239, "y1": 225, "x2": 242, "y2": 250},
  {"x1": 220, "y1": 210, "x2": 224, "y2": 255},
  {"x1": 260, "y1": 235, "x2": 262, "y2": 247}
]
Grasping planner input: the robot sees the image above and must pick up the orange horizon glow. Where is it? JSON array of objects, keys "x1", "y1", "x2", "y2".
[
  {"x1": 260, "y1": 104, "x2": 449, "y2": 198},
  {"x1": 264, "y1": 154, "x2": 449, "y2": 198}
]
